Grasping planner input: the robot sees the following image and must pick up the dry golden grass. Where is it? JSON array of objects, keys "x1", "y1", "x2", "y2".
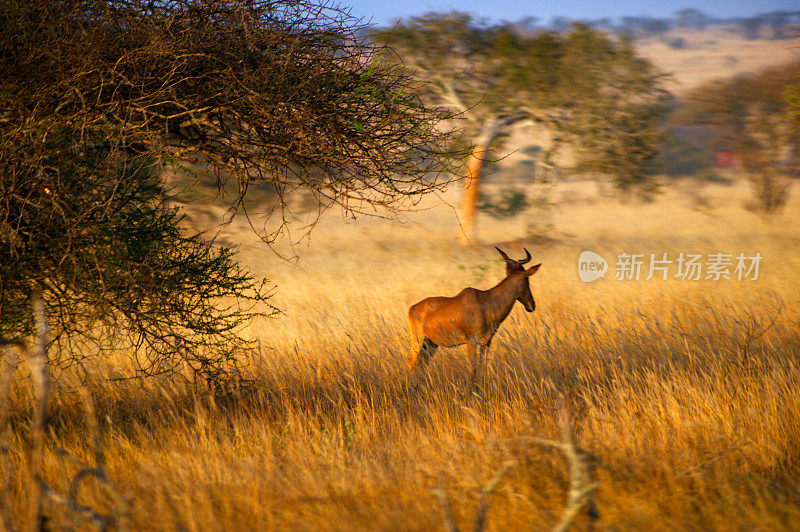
[{"x1": 2, "y1": 177, "x2": 800, "y2": 530}]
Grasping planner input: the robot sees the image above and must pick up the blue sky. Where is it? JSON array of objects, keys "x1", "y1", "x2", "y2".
[{"x1": 345, "y1": 1, "x2": 799, "y2": 26}]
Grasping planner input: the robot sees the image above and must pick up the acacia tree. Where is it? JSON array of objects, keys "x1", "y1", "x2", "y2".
[
  {"x1": 377, "y1": 15, "x2": 667, "y2": 244},
  {"x1": 0, "y1": 0, "x2": 458, "y2": 379}
]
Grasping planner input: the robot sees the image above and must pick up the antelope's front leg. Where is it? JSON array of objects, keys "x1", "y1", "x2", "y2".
[{"x1": 466, "y1": 339, "x2": 488, "y2": 391}]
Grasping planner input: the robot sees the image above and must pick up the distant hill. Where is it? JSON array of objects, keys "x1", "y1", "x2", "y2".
[
  {"x1": 505, "y1": 10, "x2": 800, "y2": 96},
  {"x1": 634, "y1": 27, "x2": 800, "y2": 95}
]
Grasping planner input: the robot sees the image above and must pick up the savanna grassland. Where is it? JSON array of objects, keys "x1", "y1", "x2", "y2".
[{"x1": 3, "y1": 176, "x2": 800, "y2": 530}]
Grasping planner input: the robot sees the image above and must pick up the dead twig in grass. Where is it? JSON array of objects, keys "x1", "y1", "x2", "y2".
[
  {"x1": 26, "y1": 291, "x2": 49, "y2": 532},
  {"x1": 472, "y1": 464, "x2": 512, "y2": 532},
  {"x1": 430, "y1": 485, "x2": 459, "y2": 532},
  {"x1": 1, "y1": 292, "x2": 129, "y2": 531},
  {"x1": 516, "y1": 401, "x2": 600, "y2": 532},
  {"x1": 677, "y1": 441, "x2": 753, "y2": 478},
  {"x1": 1, "y1": 337, "x2": 23, "y2": 532},
  {"x1": 431, "y1": 463, "x2": 512, "y2": 532},
  {"x1": 432, "y1": 399, "x2": 599, "y2": 532},
  {"x1": 45, "y1": 388, "x2": 131, "y2": 531}
]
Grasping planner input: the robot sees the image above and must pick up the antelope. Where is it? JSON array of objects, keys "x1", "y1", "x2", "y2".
[{"x1": 407, "y1": 247, "x2": 541, "y2": 372}]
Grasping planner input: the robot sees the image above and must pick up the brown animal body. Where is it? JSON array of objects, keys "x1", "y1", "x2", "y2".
[{"x1": 407, "y1": 247, "x2": 541, "y2": 371}]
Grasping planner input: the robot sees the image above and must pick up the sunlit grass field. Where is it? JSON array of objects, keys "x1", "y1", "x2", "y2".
[{"x1": 3, "y1": 177, "x2": 800, "y2": 530}]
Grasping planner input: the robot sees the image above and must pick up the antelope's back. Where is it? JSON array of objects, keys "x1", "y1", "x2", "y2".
[
  {"x1": 408, "y1": 289, "x2": 482, "y2": 346},
  {"x1": 409, "y1": 287, "x2": 478, "y2": 319}
]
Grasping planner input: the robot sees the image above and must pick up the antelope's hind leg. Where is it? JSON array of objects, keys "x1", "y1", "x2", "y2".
[{"x1": 409, "y1": 337, "x2": 438, "y2": 371}]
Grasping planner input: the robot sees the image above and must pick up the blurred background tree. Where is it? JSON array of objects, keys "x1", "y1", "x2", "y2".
[
  {"x1": 676, "y1": 61, "x2": 800, "y2": 213},
  {"x1": 376, "y1": 14, "x2": 667, "y2": 244},
  {"x1": 649, "y1": 127, "x2": 715, "y2": 178},
  {"x1": 0, "y1": 0, "x2": 458, "y2": 380},
  {"x1": 786, "y1": 71, "x2": 800, "y2": 137}
]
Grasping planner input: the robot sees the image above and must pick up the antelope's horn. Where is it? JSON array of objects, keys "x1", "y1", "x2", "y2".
[
  {"x1": 495, "y1": 247, "x2": 511, "y2": 261},
  {"x1": 519, "y1": 248, "x2": 532, "y2": 264}
]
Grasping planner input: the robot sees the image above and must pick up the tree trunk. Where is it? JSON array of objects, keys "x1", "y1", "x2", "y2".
[
  {"x1": 459, "y1": 144, "x2": 489, "y2": 245},
  {"x1": 458, "y1": 113, "x2": 528, "y2": 245}
]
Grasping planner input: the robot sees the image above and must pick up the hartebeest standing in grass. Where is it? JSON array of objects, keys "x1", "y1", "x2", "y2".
[{"x1": 407, "y1": 247, "x2": 541, "y2": 373}]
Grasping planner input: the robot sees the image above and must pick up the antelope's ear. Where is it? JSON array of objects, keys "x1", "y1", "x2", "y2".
[
  {"x1": 526, "y1": 263, "x2": 542, "y2": 276},
  {"x1": 495, "y1": 247, "x2": 510, "y2": 261}
]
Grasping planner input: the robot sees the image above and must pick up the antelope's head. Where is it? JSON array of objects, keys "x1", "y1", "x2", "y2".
[{"x1": 496, "y1": 247, "x2": 542, "y2": 312}]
